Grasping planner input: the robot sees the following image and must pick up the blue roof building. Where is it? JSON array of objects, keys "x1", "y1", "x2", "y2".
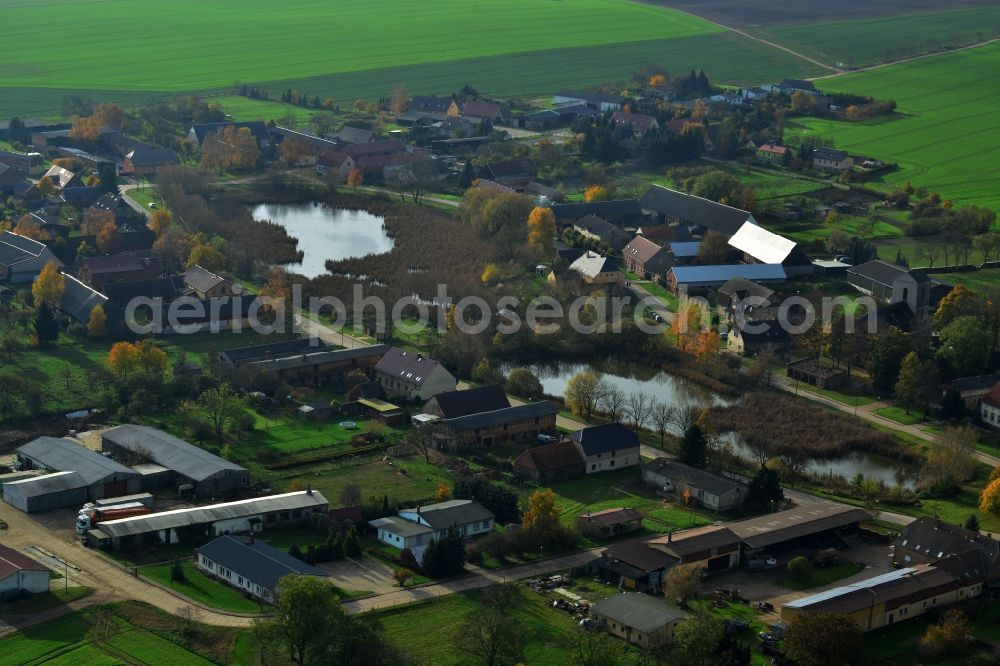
[
  {"x1": 196, "y1": 534, "x2": 329, "y2": 602},
  {"x1": 668, "y1": 264, "x2": 786, "y2": 292}
]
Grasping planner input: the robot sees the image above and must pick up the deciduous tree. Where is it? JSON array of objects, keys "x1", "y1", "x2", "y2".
[
  {"x1": 522, "y1": 489, "x2": 561, "y2": 543},
  {"x1": 674, "y1": 611, "x2": 726, "y2": 666},
  {"x1": 664, "y1": 562, "x2": 704, "y2": 607},
  {"x1": 347, "y1": 167, "x2": 363, "y2": 188},
  {"x1": 894, "y1": 351, "x2": 938, "y2": 414},
  {"x1": 505, "y1": 367, "x2": 543, "y2": 399},
  {"x1": 565, "y1": 369, "x2": 606, "y2": 421},
  {"x1": 186, "y1": 243, "x2": 226, "y2": 272},
  {"x1": 526, "y1": 206, "x2": 555, "y2": 248},
  {"x1": 979, "y1": 474, "x2": 1000, "y2": 515},
  {"x1": 147, "y1": 210, "x2": 172, "y2": 237},
  {"x1": 583, "y1": 184, "x2": 613, "y2": 202},
  {"x1": 697, "y1": 231, "x2": 730, "y2": 264},
  {"x1": 919, "y1": 609, "x2": 973, "y2": 658},
  {"x1": 96, "y1": 221, "x2": 120, "y2": 254},
  {"x1": 785, "y1": 612, "x2": 863, "y2": 666},
  {"x1": 86, "y1": 305, "x2": 108, "y2": 337},
  {"x1": 32, "y1": 261, "x2": 64, "y2": 306}
]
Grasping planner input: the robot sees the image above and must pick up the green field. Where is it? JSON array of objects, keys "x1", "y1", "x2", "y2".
[
  {"x1": 755, "y1": 6, "x2": 1000, "y2": 68},
  {"x1": 0, "y1": 1, "x2": 825, "y2": 116},
  {"x1": 787, "y1": 43, "x2": 1000, "y2": 210},
  {"x1": 1, "y1": 0, "x2": 714, "y2": 91}
]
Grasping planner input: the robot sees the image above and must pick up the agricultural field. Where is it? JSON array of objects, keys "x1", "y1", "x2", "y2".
[
  {"x1": 788, "y1": 43, "x2": 1000, "y2": 210},
  {"x1": 0, "y1": 1, "x2": 823, "y2": 116},
  {"x1": 754, "y1": 6, "x2": 1000, "y2": 69}
]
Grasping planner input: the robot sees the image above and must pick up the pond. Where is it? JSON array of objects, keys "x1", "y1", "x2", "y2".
[
  {"x1": 516, "y1": 359, "x2": 919, "y2": 488},
  {"x1": 251, "y1": 203, "x2": 394, "y2": 278}
]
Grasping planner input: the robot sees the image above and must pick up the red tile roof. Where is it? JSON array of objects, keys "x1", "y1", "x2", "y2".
[
  {"x1": 462, "y1": 101, "x2": 502, "y2": 119},
  {"x1": 757, "y1": 143, "x2": 788, "y2": 155},
  {"x1": 985, "y1": 383, "x2": 1000, "y2": 408},
  {"x1": 0, "y1": 543, "x2": 50, "y2": 581},
  {"x1": 515, "y1": 440, "x2": 583, "y2": 472}
]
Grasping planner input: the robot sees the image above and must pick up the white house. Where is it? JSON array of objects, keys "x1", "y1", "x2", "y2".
[
  {"x1": 642, "y1": 459, "x2": 747, "y2": 511},
  {"x1": 196, "y1": 534, "x2": 328, "y2": 603},
  {"x1": 369, "y1": 499, "x2": 494, "y2": 561},
  {"x1": 569, "y1": 423, "x2": 641, "y2": 474},
  {"x1": 374, "y1": 348, "x2": 456, "y2": 402},
  {"x1": 0, "y1": 543, "x2": 50, "y2": 601},
  {"x1": 981, "y1": 384, "x2": 1000, "y2": 429}
]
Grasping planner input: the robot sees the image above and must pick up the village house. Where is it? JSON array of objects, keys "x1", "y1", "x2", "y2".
[
  {"x1": 589, "y1": 593, "x2": 688, "y2": 648},
  {"x1": 40, "y1": 165, "x2": 81, "y2": 192},
  {"x1": 0, "y1": 150, "x2": 44, "y2": 176},
  {"x1": 188, "y1": 121, "x2": 271, "y2": 148},
  {"x1": 569, "y1": 423, "x2": 640, "y2": 474},
  {"x1": 197, "y1": 534, "x2": 329, "y2": 603},
  {"x1": 775, "y1": 78, "x2": 818, "y2": 96},
  {"x1": 622, "y1": 235, "x2": 670, "y2": 279},
  {"x1": 577, "y1": 507, "x2": 643, "y2": 539},
  {"x1": 374, "y1": 348, "x2": 456, "y2": 402},
  {"x1": 335, "y1": 126, "x2": 374, "y2": 145},
  {"x1": 981, "y1": 384, "x2": 1000, "y2": 429},
  {"x1": 434, "y1": 401, "x2": 558, "y2": 448},
  {"x1": 458, "y1": 100, "x2": 504, "y2": 124},
  {"x1": 813, "y1": 146, "x2": 853, "y2": 171},
  {"x1": 421, "y1": 385, "x2": 510, "y2": 419},
  {"x1": 716, "y1": 276, "x2": 776, "y2": 321},
  {"x1": 182, "y1": 265, "x2": 240, "y2": 299},
  {"x1": 665, "y1": 241, "x2": 700, "y2": 267},
  {"x1": 639, "y1": 185, "x2": 755, "y2": 237},
  {"x1": 610, "y1": 111, "x2": 659, "y2": 138},
  {"x1": 121, "y1": 146, "x2": 180, "y2": 176},
  {"x1": 589, "y1": 537, "x2": 679, "y2": 591},
  {"x1": 0, "y1": 230, "x2": 63, "y2": 285},
  {"x1": 573, "y1": 215, "x2": 629, "y2": 252},
  {"x1": 79, "y1": 255, "x2": 161, "y2": 290},
  {"x1": 892, "y1": 517, "x2": 1000, "y2": 569},
  {"x1": 642, "y1": 459, "x2": 747, "y2": 511},
  {"x1": 369, "y1": 499, "x2": 494, "y2": 560},
  {"x1": 755, "y1": 142, "x2": 788, "y2": 164},
  {"x1": 56, "y1": 147, "x2": 108, "y2": 171},
  {"x1": 567, "y1": 251, "x2": 623, "y2": 286},
  {"x1": 88, "y1": 192, "x2": 144, "y2": 228},
  {"x1": 727, "y1": 324, "x2": 790, "y2": 356},
  {"x1": 514, "y1": 439, "x2": 585, "y2": 484},
  {"x1": 408, "y1": 95, "x2": 453, "y2": 115},
  {"x1": 846, "y1": 260, "x2": 951, "y2": 327},
  {"x1": 481, "y1": 159, "x2": 535, "y2": 187},
  {"x1": 0, "y1": 543, "x2": 50, "y2": 601},
  {"x1": 0, "y1": 164, "x2": 26, "y2": 196},
  {"x1": 944, "y1": 375, "x2": 1000, "y2": 410}
]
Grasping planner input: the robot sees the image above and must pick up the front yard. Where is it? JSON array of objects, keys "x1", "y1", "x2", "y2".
[{"x1": 141, "y1": 560, "x2": 266, "y2": 614}]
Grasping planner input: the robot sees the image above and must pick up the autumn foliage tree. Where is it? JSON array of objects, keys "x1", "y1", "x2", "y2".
[
  {"x1": 147, "y1": 210, "x2": 172, "y2": 237},
  {"x1": 107, "y1": 339, "x2": 168, "y2": 384},
  {"x1": 279, "y1": 138, "x2": 311, "y2": 165},
  {"x1": 86, "y1": 305, "x2": 108, "y2": 337},
  {"x1": 36, "y1": 176, "x2": 55, "y2": 197},
  {"x1": 980, "y1": 472, "x2": 1000, "y2": 515},
  {"x1": 526, "y1": 206, "x2": 555, "y2": 248},
  {"x1": 201, "y1": 126, "x2": 260, "y2": 171},
  {"x1": 665, "y1": 562, "x2": 704, "y2": 607},
  {"x1": 14, "y1": 214, "x2": 49, "y2": 241},
  {"x1": 481, "y1": 263, "x2": 502, "y2": 286},
  {"x1": 186, "y1": 243, "x2": 225, "y2": 271},
  {"x1": 347, "y1": 168, "x2": 363, "y2": 188},
  {"x1": 583, "y1": 184, "x2": 613, "y2": 202},
  {"x1": 96, "y1": 221, "x2": 121, "y2": 254},
  {"x1": 919, "y1": 610, "x2": 972, "y2": 658},
  {"x1": 70, "y1": 103, "x2": 126, "y2": 142},
  {"x1": 671, "y1": 303, "x2": 706, "y2": 351},
  {"x1": 32, "y1": 261, "x2": 65, "y2": 306}
]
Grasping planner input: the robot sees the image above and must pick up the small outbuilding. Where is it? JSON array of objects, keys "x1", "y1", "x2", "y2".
[
  {"x1": 0, "y1": 543, "x2": 51, "y2": 601},
  {"x1": 589, "y1": 593, "x2": 688, "y2": 648},
  {"x1": 577, "y1": 507, "x2": 644, "y2": 539}
]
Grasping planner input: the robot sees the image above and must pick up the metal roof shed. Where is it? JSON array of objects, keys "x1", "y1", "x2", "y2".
[{"x1": 2, "y1": 471, "x2": 89, "y2": 513}]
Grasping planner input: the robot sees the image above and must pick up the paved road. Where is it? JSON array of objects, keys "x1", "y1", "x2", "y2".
[
  {"x1": 295, "y1": 312, "x2": 373, "y2": 349},
  {"x1": 343, "y1": 547, "x2": 605, "y2": 614}
]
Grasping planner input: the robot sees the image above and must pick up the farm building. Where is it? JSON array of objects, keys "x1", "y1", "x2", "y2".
[
  {"x1": 548, "y1": 200, "x2": 642, "y2": 227},
  {"x1": 196, "y1": 534, "x2": 329, "y2": 603},
  {"x1": 568, "y1": 423, "x2": 640, "y2": 474},
  {"x1": 729, "y1": 503, "x2": 870, "y2": 559},
  {"x1": 2, "y1": 471, "x2": 89, "y2": 513},
  {"x1": 370, "y1": 499, "x2": 494, "y2": 560},
  {"x1": 0, "y1": 230, "x2": 63, "y2": 285},
  {"x1": 0, "y1": 543, "x2": 50, "y2": 601},
  {"x1": 727, "y1": 222, "x2": 812, "y2": 276},
  {"x1": 573, "y1": 215, "x2": 630, "y2": 252},
  {"x1": 892, "y1": 517, "x2": 1000, "y2": 569},
  {"x1": 553, "y1": 90, "x2": 627, "y2": 112},
  {"x1": 187, "y1": 121, "x2": 271, "y2": 147},
  {"x1": 639, "y1": 185, "x2": 755, "y2": 236},
  {"x1": 589, "y1": 593, "x2": 688, "y2": 648},
  {"x1": 646, "y1": 525, "x2": 742, "y2": 572},
  {"x1": 0, "y1": 149, "x2": 44, "y2": 176},
  {"x1": 577, "y1": 507, "x2": 643, "y2": 539},
  {"x1": 621, "y1": 235, "x2": 670, "y2": 279},
  {"x1": 666, "y1": 264, "x2": 786, "y2": 294},
  {"x1": 846, "y1": 260, "x2": 950, "y2": 326},
  {"x1": 727, "y1": 324, "x2": 790, "y2": 356},
  {"x1": 434, "y1": 402, "x2": 558, "y2": 448},
  {"x1": 944, "y1": 374, "x2": 1000, "y2": 410},
  {"x1": 57, "y1": 275, "x2": 109, "y2": 324},
  {"x1": 514, "y1": 440, "x2": 585, "y2": 484},
  {"x1": 217, "y1": 337, "x2": 328, "y2": 370},
  {"x1": 567, "y1": 252, "x2": 623, "y2": 286},
  {"x1": 982, "y1": 384, "x2": 1000, "y2": 430},
  {"x1": 422, "y1": 385, "x2": 510, "y2": 420},
  {"x1": 8, "y1": 437, "x2": 141, "y2": 509},
  {"x1": 781, "y1": 554, "x2": 986, "y2": 631},
  {"x1": 374, "y1": 348, "x2": 456, "y2": 402},
  {"x1": 813, "y1": 146, "x2": 853, "y2": 171},
  {"x1": 786, "y1": 357, "x2": 849, "y2": 390},
  {"x1": 79, "y1": 255, "x2": 161, "y2": 291},
  {"x1": 239, "y1": 344, "x2": 389, "y2": 387},
  {"x1": 98, "y1": 490, "x2": 329, "y2": 550},
  {"x1": 101, "y1": 425, "x2": 249, "y2": 498},
  {"x1": 642, "y1": 459, "x2": 747, "y2": 511}
]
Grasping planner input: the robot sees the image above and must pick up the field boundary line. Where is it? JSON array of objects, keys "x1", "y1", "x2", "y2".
[{"x1": 812, "y1": 37, "x2": 1000, "y2": 81}]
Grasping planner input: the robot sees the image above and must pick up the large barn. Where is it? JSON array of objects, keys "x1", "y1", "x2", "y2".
[{"x1": 101, "y1": 425, "x2": 249, "y2": 498}]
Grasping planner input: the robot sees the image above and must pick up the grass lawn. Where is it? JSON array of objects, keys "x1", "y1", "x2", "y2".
[
  {"x1": 796, "y1": 381, "x2": 877, "y2": 407},
  {"x1": 929, "y1": 268, "x2": 1000, "y2": 293},
  {"x1": 377, "y1": 586, "x2": 633, "y2": 665},
  {"x1": 0, "y1": 587, "x2": 91, "y2": 614},
  {"x1": 789, "y1": 42, "x2": 1000, "y2": 209},
  {"x1": 0, "y1": 613, "x2": 91, "y2": 666},
  {"x1": 777, "y1": 562, "x2": 865, "y2": 590},
  {"x1": 213, "y1": 95, "x2": 337, "y2": 124},
  {"x1": 544, "y1": 468, "x2": 713, "y2": 534},
  {"x1": 863, "y1": 598, "x2": 1000, "y2": 664},
  {"x1": 122, "y1": 184, "x2": 164, "y2": 213},
  {"x1": 874, "y1": 405, "x2": 926, "y2": 426},
  {"x1": 141, "y1": 560, "x2": 266, "y2": 613},
  {"x1": 103, "y1": 627, "x2": 215, "y2": 666}
]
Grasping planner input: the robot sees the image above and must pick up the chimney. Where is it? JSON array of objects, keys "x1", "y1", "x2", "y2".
[{"x1": 306, "y1": 484, "x2": 313, "y2": 495}]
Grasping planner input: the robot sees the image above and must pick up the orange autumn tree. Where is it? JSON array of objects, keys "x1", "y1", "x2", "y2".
[
  {"x1": 649, "y1": 73, "x2": 668, "y2": 87},
  {"x1": 107, "y1": 341, "x2": 142, "y2": 383},
  {"x1": 86, "y1": 305, "x2": 108, "y2": 337},
  {"x1": 584, "y1": 184, "x2": 613, "y2": 202},
  {"x1": 14, "y1": 214, "x2": 49, "y2": 241},
  {"x1": 347, "y1": 168, "x2": 363, "y2": 188},
  {"x1": 96, "y1": 221, "x2": 121, "y2": 254},
  {"x1": 147, "y1": 210, "x2": 172, "y2": 238},
  {"x1": 670, "y1": 302, "x2": 705, "y2": 351}
]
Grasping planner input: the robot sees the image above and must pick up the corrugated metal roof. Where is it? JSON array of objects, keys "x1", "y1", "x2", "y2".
[
  {"x1": 669, "y1": 241, "x2": 702, "y2": 258},
  {"x1": 18, "y1": 437, "x2": 137, "y2": 486},
  {"x1": 729, "y1": 503, "x2": 870, "y2": 549},
  {"x1": 2, "y1": 470, "x2": 87, "y2": 497},
  {"x1": 99, "y1": 491, "x2": 328, "y2": 538},
  {"x1": 591, "y1": 593, "x2": 688, "y2": 633},
  {"x1": 442, "y1": 401, "x2": 557, "y2": 432},
  {"x1": 403, "y1": 499, "x2": 494, "y2": 530},
  {"x1": 102, "y1": 425, "x2": 246, "y2": 483},
  {"x1": 670, "y1": 264, "x2": 786, "y2": 286},
  {"x1": 727, "y1": 222, "x2": 797, "y2": 264},
  {"x1": 369, "y1": 515, "x2": 435, "y2": 537}
]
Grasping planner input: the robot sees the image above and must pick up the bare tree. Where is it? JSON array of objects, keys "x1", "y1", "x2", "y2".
[
  {"x1": 599, "y1": 385, "x2": 626, "y2": 422},
  {"x1": 916, "y1": 242, "x2": 940, "y2": 269},
  {"x1": 339, "y1": 483, "x2": 362, "y2": 507},
  {"x1": 625, "y1": 393, "x2": 651, "y2": 431},
  {"x1": 403, "y1": 429, "x2": 433, "y2": 463},
  {"x1": 670, "y1": 405, "x2": 702, "y2": 433},
  {"x1": 651, "y1": 401, "x2": 673, "y2": 449}
]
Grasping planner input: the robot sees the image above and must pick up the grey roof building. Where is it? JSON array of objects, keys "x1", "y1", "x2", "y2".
[
  {"x1": 2, "y1": 471, "x2": 89, "y2": 513},
  {"x1": 99, "y1": 490, "x2": 329, "y2": 547},
  {"x1": 217, "y1": 337, "x2": 329, "y2": 369},
  {"x1": 197, "y1": 534, "x2": 329, "y2": 602},
  {"x1": 668, "y1": 264, "x2": 786, "y2": 291},
  {"x1": 422, "y1": 385, "x2": 510, "y2": 420},
  {"x1": 441, "y1": 401, "x2": 558, "y2": 432},
  {"x1": 336, "y1": 126, "x2": 374, "y2": 145},
  {"x1": 0, "y1": 230, "x2": 63, "y2": 285},
  {"x1": 569, "y1": 423, "x2": 641, "y2": 475},
  {"x1": 101, "y1": 425, "x2": 249, "y2": 497},
  {"x1": 589, "y1": 593, "x2": 688, "y2": 647},
  {"x1": 642, "y1": 459, "x2": 747, "y2": 511},
  {"x1": 372, "y1": 499, "x2": 495, "y2": 560},
  {"x1": 374, "y1": 348, "x2": 456, "y2": 401},
  {"x1": 640, "y1": 185, "x2": 755, "y2": 236},
  {"x1": 58, "y1": 274, "x2": 108, "y2": 323}
]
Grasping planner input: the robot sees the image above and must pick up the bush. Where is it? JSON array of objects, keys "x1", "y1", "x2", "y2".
[
  {"x1": 787, "y1": 556, "x2": 812, "y2": 579},
  {"x1": 170, "y1": 558, "x2": 186, "y2": 582}
]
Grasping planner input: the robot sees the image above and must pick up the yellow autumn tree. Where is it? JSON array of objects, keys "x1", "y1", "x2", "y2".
[
  {"x1": 584, "y1": 184, "x2": 613, "y2": 202},
  {"x1": 434, "y1": 482, "x2": 450, "y2": 502},
  {"x1": 107, "y1": 339, "x2": 168, "y2": 383},
  {"x1": 36, "y1": 176, "x2": 55, "y2": 196},
  {"x1": 14, "y1": 214, "x2": 49, "y2": 241},
  {"x1": 147, "y1": 210, "x2": 172, "y2": 238},
  {"x1": 980, "y1": 476, "x2": 1000, "y2": 516},
  {"x1": 670, "y1": 303, "x2": 704, "y2": 351},
  {"x1": 522, "y1": 489, "x2": 560, "y2": 541},
  {"x1": 86, "y1": 305, "x2": 108, "y2": 337},
  {"x1": 136, "y1": 338, "x2": 169, "y2": 379},
  {"x1": 96, "y1": 221, "x2": 121, "y2": 254},
  {"x1": 526, "y1": 207, "x2": 555, "y2": 248},
  {"x1": 649, "y1": 73, "x2": 667, "y2": 87},
  {"x1": 32, "y1": 261, "x2": 65, "y2": 305},
  {"x1": 481, "y1": 263, "x2": 501, "y2": 286},
  {"x1": 186, "y1": 243, "x2": 225, "y2": 272},
  {"x1": 107, "y1": 341, "x2": 142, "y2": 383}
]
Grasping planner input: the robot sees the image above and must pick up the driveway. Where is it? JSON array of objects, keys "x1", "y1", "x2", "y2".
[{"x1": 317, "y1": 555, "x2": 398, "y2": 595}]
